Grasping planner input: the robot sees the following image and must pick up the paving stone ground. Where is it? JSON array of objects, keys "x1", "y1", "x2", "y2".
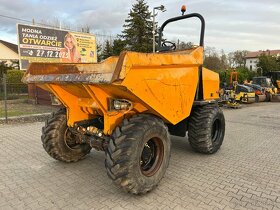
[{"x1": 0, "y1": 102, "x2": 280, "y2": 210}]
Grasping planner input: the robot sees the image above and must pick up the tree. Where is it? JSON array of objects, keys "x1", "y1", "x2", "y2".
[
  {"x1": 0, "y1": 62, "x2": 12, "y2": 78},
  {"x1": 112, "y1": 38, "x2": 126, "y2": 56},
  {"x1": 230, "y1": 50, "x2": 248, "y2": 68},
  {"x1": 227, "y1": 52, "x2": 235, "y2": 68},
  {"x1": 98, "y1": 38, "x2": 126, "y2": 61},
  {"x1": 6, "y1": 70, "x2": 24, "y2": 83},
  {"x1": 204, "y1": 46, "x2": 217, "y2": 57},
  {"x1": 277, "y1": 56, "x2": 280, "y2": 66},
  {"x1": 220, "y1": 50, "x2": 228, "y2": 70},
  {"x1": 177, "y1": 41, "x2": 193, "y2": 50},
  {"x1": 235, "y1": 67, "x2": 257, "y2": 83},
  {"x1": 80, "y1": 25, "x2": 90, "y2": 33},
  {"x1": 96, "y1": 43, "x2": 103, "y2": 62},
  {"x1": 121, "y1": 0, "x2": 153, "y2": 52},
  {"x1": 219, "y1": 67, "x2": 257, "y2": 87},
  {"x1": 257, "y1": 54, "x2": 280, "y2": 75},
  {"x1": 204, "y1": 56, "x2": 222, "y2": 71},
  {"x1": 0, "y1": 62, "x2": 7, "y2": 78},
  {"x1": 100, "y1": 40, "x2": 113, "y2": 60},
  {"x1": 203, "y1": 47, "x2": 225, "y2": 72}
]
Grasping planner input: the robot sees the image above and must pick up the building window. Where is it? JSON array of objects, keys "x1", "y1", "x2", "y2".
[
  {"x1": 250, "y1": 65, "x2": 252, "y2": 71},
  {"x1": 250, "y1": 60, "x2": 252, "y2": 63}
]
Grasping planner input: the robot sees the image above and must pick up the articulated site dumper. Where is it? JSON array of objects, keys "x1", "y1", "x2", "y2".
[{"x1": 23, "y1": 13, "x2": 225, "y2": 194}]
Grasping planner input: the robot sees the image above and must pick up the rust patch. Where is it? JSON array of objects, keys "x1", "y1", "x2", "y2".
[{"x1": 23, "y1": 73, "x2": 113, "y2": 84}]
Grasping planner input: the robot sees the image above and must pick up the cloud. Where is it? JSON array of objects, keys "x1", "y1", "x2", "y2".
[{"x1": 0, "y1": 0, "x2": 279, "y2": 52}]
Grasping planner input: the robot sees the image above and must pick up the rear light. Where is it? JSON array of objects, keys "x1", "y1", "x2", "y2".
[{"x1": 255, "y1": 90, "x2": 262, "y2": 95}]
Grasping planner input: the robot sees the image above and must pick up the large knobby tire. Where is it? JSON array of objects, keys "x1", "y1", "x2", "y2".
[
  {"x1": 188, "y1": 104, "x2": 225, "y2": 154},
  {"x1": 255, "y1": 95, "x2": 259, "y2": 103},
  {"x1": 105, "y1": 114, "x2": 171, "y2": 194},
  {"x1": 265, "y1": 92, "x2": 271, "y2": 102},
  {"x1": 41, "y1": 109, "x2": 91, "y2": 162}
]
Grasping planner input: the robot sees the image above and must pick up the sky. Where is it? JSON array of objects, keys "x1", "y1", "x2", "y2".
[{"x1": 0, "y1": 0, "x2": 279, "y2": 53}]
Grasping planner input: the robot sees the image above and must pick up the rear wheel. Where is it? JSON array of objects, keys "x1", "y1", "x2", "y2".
[
  {"x1": 265, "y1": 92, "x2": 271, "y2": 102},
  {"x1": 41, "y1": 109, "x2": 91, "y2": 162},
  {"x1": 188, "y1": 104, "x2": 225, "y2": 154},
  {"x1": 105, "y1": 114, "x2": 171, "y2": 194},
  {"x1": 255, "y1": 95, "x2": 259, "y2": 103}
]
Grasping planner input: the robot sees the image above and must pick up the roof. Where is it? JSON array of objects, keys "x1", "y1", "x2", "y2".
[
  {"x1": 0, "y1": 40, "x2": 18, "y2": 54},
  {"x1": 245, "y1": 50, "x2": 280, "y2": 58}
]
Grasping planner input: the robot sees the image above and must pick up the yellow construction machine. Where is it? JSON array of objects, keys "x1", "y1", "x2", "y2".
[
  {"x1": 265, "y1": 71, "x2": 280, "y2": 101},
  {"x1": 22, "y1": 12, "x2": 225, "y2": 194},
  {"x1": 229, "y1": 72, "x2": 255, "y2": 104},
  {"x1": 220, "y1": 70, "x2": 255, "y2": 108},
  {"x1": 252, "y1": 76, "x2": 280, "y2": 102}
]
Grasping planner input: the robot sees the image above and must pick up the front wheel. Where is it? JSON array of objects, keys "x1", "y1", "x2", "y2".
[
  {"x1": 265, "y1": 92, "x2": 271, "y2": 102},
  {"x1": 41, "y1": 109, "x2": 91, "y2": 162},
  {"x1": 188, "y1": 104, "x2": 225, "y2": 154},
  {"x1": 105, "y1": 114, "x2": 171, "y2": 194}
]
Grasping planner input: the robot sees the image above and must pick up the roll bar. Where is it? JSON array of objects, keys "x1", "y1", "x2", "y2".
[{"x1": 157, "y1": 13, "x2": 205, "y2": 49}]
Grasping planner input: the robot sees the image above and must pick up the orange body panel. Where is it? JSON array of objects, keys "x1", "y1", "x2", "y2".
[
  {"x1": 122, "y1": 66, "x2": 198, "y2": 124},
  {"x1": 202, "y1": 68, "x2": 220, "y2": 100},
  {"x1": 276, "y1": 80, "x2": 280, "y2": 91},
  {"x1": 22, "y1": 46, "x2": 220, "y2": 134}
]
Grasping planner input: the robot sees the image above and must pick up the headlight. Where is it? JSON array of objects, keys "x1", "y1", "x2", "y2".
[{"x1": 109, "y1": 99, "x2": 133, "y2": 111}]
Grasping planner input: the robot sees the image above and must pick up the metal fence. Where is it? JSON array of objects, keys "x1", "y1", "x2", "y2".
[{"x1": 0, "y1": 75, "x2": 57, "y2": 123}]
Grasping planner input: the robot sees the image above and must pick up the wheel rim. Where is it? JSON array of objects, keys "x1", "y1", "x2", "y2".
[
  {"x1": 64, "y1": 128, "x2": 80, "y2": 150},
  {"x1": 211, "y1": 119, "x2": 221, "y2": 143},
  {"x1": 140, "y1": 137, "x2": 164, "y2": 177}
]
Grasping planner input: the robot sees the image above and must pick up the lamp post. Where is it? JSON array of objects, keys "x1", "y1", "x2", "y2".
[{"x1": 152, "y1": 5, "x2": 166, "y2": 53}]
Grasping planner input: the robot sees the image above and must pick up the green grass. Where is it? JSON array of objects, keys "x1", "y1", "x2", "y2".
[
  {"x1": 0, "y1": 94, "x2": 28, "y2": 100},
  {"x1": 0, "y1": 101, "x2": 58, "y2": 118}
]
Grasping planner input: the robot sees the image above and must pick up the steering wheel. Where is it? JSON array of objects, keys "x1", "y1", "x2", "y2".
[{"x1": 162, "y1": 41, "x2": 176, "y2": 51}]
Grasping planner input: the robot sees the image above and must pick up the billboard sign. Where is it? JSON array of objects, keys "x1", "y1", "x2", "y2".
[{"x1": 17, "y1": 24, "x2": 97, "y2": 70}]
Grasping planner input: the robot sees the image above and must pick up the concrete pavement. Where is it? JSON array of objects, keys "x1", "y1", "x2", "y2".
[{"x1": 0, "y1": 102, "x2": 280, "y2": 209}]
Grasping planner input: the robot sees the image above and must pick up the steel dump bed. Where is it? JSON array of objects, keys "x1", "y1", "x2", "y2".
[{"x1": 22, "y1": 47, "x2": 219, "y2": 134}]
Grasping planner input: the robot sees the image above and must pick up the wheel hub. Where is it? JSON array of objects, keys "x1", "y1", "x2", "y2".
[
  {"x1": 64, "y1": 128, "x2": 80, "y2": 149},
  {"x1": 140, "y1": 137, "x2": 164, "y2": 177}
]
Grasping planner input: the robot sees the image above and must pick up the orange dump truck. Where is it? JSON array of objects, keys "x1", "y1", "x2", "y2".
[{"x1": 22, "y1": 13, "x2": 225, "y2": 194}]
